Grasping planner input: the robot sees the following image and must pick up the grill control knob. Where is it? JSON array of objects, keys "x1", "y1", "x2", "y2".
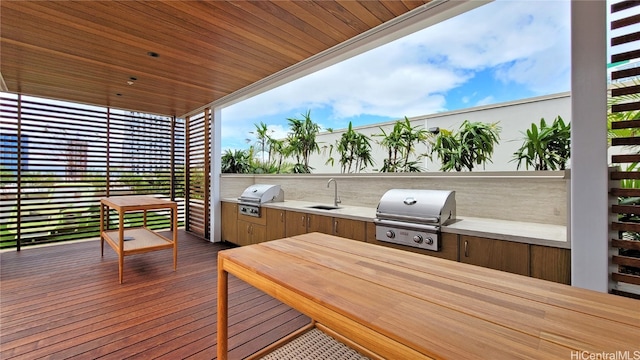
[
  {"x1": 425, "y1": 237, "x2": 434, "y2": 245},
  {"x1": 413, "y1": 234, "x2": 423, "y2": 244},
  {"x1": 385, "y1": 230, "x2": 395, "y2": 239}
]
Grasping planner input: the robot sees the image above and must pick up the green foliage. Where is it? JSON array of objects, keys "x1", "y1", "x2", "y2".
[
  {"x1": 619, "y1": 162, "x2": 640, "y2": 191},
  {"x1": 429, "y1": 129, "x2": 462, "y2": 172},
  {"x1": 220, "y1": 145, "x2": 296, "y2": 174},
  {"x1": 431, "y1": 120, "x2": 501, "y2": 172},
  {"x1": 374, "y1": 117, "x2": 430, "y2": 172},
  {"x1": 221, "y1": 149, "x2": 252, "y2": 173},
  {"x1": 248, "y1": 122, "x2": 296, "y2": 174},
  {"x1": 512, "y1": 116, "x2": 570, "y2": 171},
  {"x1": 285, "y1": 110, "x2": 321, "y2": 173},
  {"x1": 326, "y1": 122, "x2": 375, "y2": 173}
]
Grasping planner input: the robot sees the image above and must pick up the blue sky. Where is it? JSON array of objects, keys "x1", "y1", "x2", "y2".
[{"x1": 220, "y1": 0, "x2": 572, "y2": 151}]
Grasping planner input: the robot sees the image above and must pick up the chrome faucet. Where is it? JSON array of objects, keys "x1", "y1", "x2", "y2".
[{"x1": 327, "y1": 178, "x2": 341, "y2": 207}]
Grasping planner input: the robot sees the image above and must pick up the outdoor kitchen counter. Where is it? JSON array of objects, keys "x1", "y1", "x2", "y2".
[
  {"x1": 444, "y1": 216, "x2": 569, "y2": 249},
  {"x1": 222, "y1": 199, "x2": 569, "y2": 248}
]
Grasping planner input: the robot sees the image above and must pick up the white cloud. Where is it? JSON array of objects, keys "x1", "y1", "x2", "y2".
[
  {"x1": 222, "y1": 0, "x2": 571, "y2": 148},
  {"x1": 476, "y1": 96, "x2": 495, "y2": 106},
  {"x1": 405, "y1": 0, "x2": 570, "y2": 94}
]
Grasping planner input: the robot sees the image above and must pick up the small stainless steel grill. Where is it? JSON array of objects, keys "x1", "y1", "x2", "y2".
[
  {"x1": 374, "y1": 189, "x2": 456, "y2": 251},
  {"x1": 237, "y1": 184, "x2": 284, "y2": 217}
]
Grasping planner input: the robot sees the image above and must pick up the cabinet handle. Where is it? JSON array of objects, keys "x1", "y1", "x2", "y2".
[
  {"x1": 464, "y1": 240, "x2": 468, "y2": 257},
  {"x1": 280, "y1": 212, "x2": 284, "y2": 222},
  {"x1": 334, "y1": 220, "x2": 338, "y2": 234},
  {"x1": 307, "y1": 216, "x2": 310, "y2": 228}
]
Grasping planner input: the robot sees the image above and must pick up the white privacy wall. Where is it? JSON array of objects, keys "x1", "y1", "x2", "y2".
[{"x1": 309, "y1": 92, "x2": 571, "y2": 173}]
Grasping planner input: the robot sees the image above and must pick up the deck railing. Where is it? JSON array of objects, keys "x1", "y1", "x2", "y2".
[{"x1": 0, "y1": 93, "x2": 185, "y2": 250}]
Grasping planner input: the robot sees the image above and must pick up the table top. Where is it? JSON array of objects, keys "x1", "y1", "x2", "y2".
[
  {"x1": 100, "y1": 195, "x2": 177, "y2": 211},
  {"x1": 218, "y1": 232, "x2": 640, "y2": 359}
]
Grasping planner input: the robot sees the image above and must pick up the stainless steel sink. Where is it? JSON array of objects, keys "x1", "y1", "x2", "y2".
[{"x1": 307, "y1": 205, "x2": 341, "y2": 210}]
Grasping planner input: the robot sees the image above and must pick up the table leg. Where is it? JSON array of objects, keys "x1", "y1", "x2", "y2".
[
  {"x1": 217, "y1": 258, "x2": 228, "y2": 360},
  {"x1": 173, "y1": 206, "x2": 177, "y2": 271},
  {"x1": 119, "y1": 210, "x2": 125, "y2": 284},
  {"x1": 99, "y1": 203, "x2": 104, "y2": 257}
]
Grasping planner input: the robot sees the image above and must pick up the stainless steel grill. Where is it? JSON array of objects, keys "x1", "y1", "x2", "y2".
[
  {"x1": 237, "y1": 184, "x2": 284, "y2": 217},
  {"x1": 374, "y1": 189, "x2": 456, "y2": 251}
]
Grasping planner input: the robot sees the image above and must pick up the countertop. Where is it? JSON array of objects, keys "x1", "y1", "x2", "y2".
[{"x1": 225, "y1": 198, "x2": 569, "y2": 249}]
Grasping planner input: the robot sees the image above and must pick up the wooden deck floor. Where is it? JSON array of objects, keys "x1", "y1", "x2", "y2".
[{"x1": 0, "y1": 231, "x2": 309, "y2": 359}]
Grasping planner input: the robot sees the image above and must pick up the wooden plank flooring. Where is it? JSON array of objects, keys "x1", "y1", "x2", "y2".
[{"x1": 0, "y1": 231, "x2": 309, "y2": 359}]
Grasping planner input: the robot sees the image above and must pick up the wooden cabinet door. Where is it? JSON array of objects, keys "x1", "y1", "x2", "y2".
[
  {"x1": 236, "y1": 219, "x2": 253, "y2": 246},
  {"x1": 221, "y1": 202, "x2": 237, "y2": 243},
  {"x1": 237, "y1": 220, "x2": 266, "y2": 245},
  {"x1": 530, "y1": 245, "x2": 571, "y2": 284},
  {"x1": 251, "y1": 224, "x2": 266, "y2": 244},
  {"x1": 333, "y1": 218, "x2": 366, "y2": 241},
  {"x1": 265, "y1": 208, "x2": 286, "y2": 241},
  {"x1": 285, "y1": 211, "x2": 308, "y2": 237},
  {"x1": 459, "y1": 235, "x2": 529, "y2": 276},
  {"x1": 307, "y1": 213, "x2": 333, "y2": 235}
]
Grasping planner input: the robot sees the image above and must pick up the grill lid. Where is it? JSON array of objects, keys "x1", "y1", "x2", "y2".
[
  {"x1": 375, "y1": 189, "x2": 455, "y2": 226},
  {"x1": 238, "y1": 184, "x2": 284, "y2": 204}
]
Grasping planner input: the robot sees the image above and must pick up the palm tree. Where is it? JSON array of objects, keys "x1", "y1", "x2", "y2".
[
  {"x1": 375, "y1": 121, "x2": 404, "y2": 172},
  {"x1": 374, "y1": 117, "x2": 430, "y2": 172},
  {"x1": 458, "y1": 120, "x2": 501, "y2": 171},
  {"x1": 268, "y1": 137, "x2": 286, "y2": 173},
  {"x1": 429, "y1": 128, "x2": 463, "y2": 171},
  {"x1": 399, "y1": 117, "x2": 430, "y2": 171},
  {"x1": 512, "y1": 116, "x2": 570, "y2": 171},
  {"x1": 249, "y1": 122, "x2": 272, "y2": 164},
  {"x1": 431, "y1": 120, "x2": 501, "y2": 172},
  {"x1": 285, "y1": 110, "x2": 320, "y2": 173},
  {"x1": 328, "y1": 122, "x2": 375, "y2": 173},
  {"x1": 352, "y1": 132, "x2": 375, "y2": 173}
]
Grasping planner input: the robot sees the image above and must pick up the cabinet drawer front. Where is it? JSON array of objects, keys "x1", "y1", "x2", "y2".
[{"x1": 460, "y1": 235, "x2": 529, "y2": 276}]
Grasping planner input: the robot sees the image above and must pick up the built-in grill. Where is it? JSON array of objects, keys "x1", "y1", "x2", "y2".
[
  {"x1": 374, "y1": 189, "x2": 456, "y2": 251},
  {"x1": 237, "y1": 184, "x2": 284, "y2": 217}
]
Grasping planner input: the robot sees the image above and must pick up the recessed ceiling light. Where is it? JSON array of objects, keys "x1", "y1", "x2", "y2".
[
  {"x1": 129, "y1": 76, "x2": 137, "y2": 81},
  {"x1": 116, "y1": 93, "x2": 122, "y2": 96},
  {"x1": 147, "y1": 51, "x2": 159, "y2": 58}
]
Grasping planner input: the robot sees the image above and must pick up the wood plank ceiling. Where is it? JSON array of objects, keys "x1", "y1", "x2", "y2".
[{"x1": 1, "y1": 1, "x2": 431, "y2": 117}]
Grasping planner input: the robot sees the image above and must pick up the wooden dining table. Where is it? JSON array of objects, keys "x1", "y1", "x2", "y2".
[{"x1": 217, "y1": 232, "x2": 640, "y2": 359}]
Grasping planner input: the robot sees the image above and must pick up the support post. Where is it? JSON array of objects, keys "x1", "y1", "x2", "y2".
[{"x1": 570, "y1": 0, "x2": 608, "y2": 292}]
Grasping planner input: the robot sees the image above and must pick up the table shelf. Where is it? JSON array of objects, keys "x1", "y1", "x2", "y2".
[
  {"x1": 100, "y1": 196, "x2": 178, "y2": 283},
  {"x1": 102, "y1": 228, "x2": 174, "y2": 254}
]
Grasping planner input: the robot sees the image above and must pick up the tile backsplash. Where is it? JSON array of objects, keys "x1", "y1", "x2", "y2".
[{"x1": 220, "y1": 171, "x2": 569, "y2": 226}]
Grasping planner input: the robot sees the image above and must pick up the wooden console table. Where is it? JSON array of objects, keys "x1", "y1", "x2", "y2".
[
  {"x1": 100, "y1": 195, "x2": 178, "y2": 283},
  {"x1": 217, "y1": 232, "x2": 640, "y2": 359}
]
